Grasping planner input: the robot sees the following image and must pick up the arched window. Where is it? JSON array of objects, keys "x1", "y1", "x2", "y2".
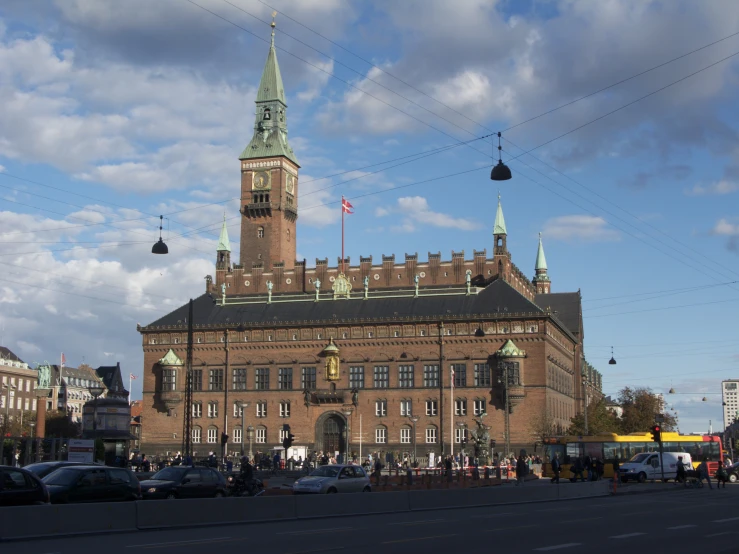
[
  {"x1": 257, "y1": 226, "x2": 265, "y2": 238},
  {"x1": 256, "y1": 425, "x2": 267, "y2": 444},
  {"x1": 287, "y1": 229, "x2": 291, "y2": 241},
  {"x1": 265, "y1": 194, "x2": 270, "y2": 202},
  {"x1": 375, "y1": 425, "x2": 387, "y2": 444},
  {"x1": 263, "y1": 107, "x2": 271, "y2": 120},
  {"x1": 232, "y1": 427, "x2": 242, "y2": 444},
  {"x1": 400, "y1": 425, "x2": 412, "y2": 444},
  {"x1": 425, "y1": 425, "x2": 438, "y2": 444},
  {"x1": 207, "y1": 427, "x2": 218, "y2": 444},
  {"x1": 192, "y1": 426, "x2": 202, "y2": 444}
]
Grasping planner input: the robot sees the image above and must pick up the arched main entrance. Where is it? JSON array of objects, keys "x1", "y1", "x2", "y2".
[{"x1": 314, "y1": 412, "x2": 346, "y2": 455}]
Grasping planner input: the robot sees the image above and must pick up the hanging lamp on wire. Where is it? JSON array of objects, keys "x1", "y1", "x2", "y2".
[
  {"x1": 151, "y1": 215, "x2": 169, "y2": 254},
  {"x1": 490, "y1": 132, "x2": 512, "y2": 181},
  {"x1": 608, "y1": 345, "x2": 617, "y2": 365}
]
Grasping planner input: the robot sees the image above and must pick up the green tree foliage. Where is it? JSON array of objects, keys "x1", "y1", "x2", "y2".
[
  {"x1": 45, "y1": 411, "x2": 81, "y2": 439},
  {"x1": 619, "y1": 387, "x2": 678, "y2": 433},
  {"x1": 568, "y1": 398, "x2": 621, "y2": 435}
]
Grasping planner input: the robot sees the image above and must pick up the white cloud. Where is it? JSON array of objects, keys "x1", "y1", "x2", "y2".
[
  {"x1": 375, "y1": 207, "x2": 390, "y2": 217},
  {"x1": 543, "y1": 215, "x2": 620, "y2": 242},
  {"x1": 712, "y1": 218, "x2": 739, "y2": 236},
  {"x1": 297, "y1": 173, "x2": 340, "y2": 228},
  {"x1": 688, "y1": 180, "x2": 739, "y2": 196},
  {"x1": 396, "y1": 196, "x2": 482, "y2": 231}
]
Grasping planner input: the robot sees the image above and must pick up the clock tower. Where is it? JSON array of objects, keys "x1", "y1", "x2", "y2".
[{"x1": 239, "y1": 20, "x2": 300, "y2": 271}]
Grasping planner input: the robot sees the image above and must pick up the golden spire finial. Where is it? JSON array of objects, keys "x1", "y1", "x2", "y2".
[{"x1": 270, "y1": 11, "x2": 276, "y2": 46}]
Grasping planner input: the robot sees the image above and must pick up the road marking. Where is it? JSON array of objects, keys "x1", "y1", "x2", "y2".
[
  {"x1": 285, "y1": 527, "x2": 353, "y2": 535},
  {"x1": 382, "y1": 534, "x2": 456, "y2": 544},
  {"x1": 668, "y1": 525, "x2": 697, "y2": 530},
  {"x1": 579, "y1": 517, "x2": 603, "y2": 522},
  {"x1": 610, "y1": 533, "x2": 646, "y2": 539},
  {"x1": 127, "y1": 537, "x2": 231, "y2": 548},
  {"x1": 483, "y1": 525, "x2": 537, "y2": 533},
  {"x1": 714, "y1": 516, "x2": 739, "y2": 523},
  {"x1": 534, "y1": 544, "x2": 581, "y2": 551},
  {"x1": 706, "y1": 532, "x2": 733, "y2": 537},
  {"x1": 472, "y1": 512, "x2": 514, "y2": 518},
  {"x1": 389, "y1": 518, "x2": 446, "y2": 526}
]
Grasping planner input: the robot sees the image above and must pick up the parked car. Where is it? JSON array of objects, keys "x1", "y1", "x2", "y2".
[
  {"x1": 0, "y1": 465, "x2": 49, "y2": 506},
  {"x1": 293, "y1": 464, "x2": 371, "y2": 494},
  {"x1": 619, "y1": 452, "x2": 692, "y2": 483},
  {"x1": 42, "y1": 466, "x2": 141, "y2": 503},
  {"x1": 140, "y1": 466, "x2": 229, "y2": 499},
  {"x1": 725, "y1": 462, "x2": 739, "y2": 483},
  {"x1": 24, "y1": 461, "x2": 102, "y2": 480}
]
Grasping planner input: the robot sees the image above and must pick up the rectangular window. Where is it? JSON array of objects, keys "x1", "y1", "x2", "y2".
[
  {"x1": 256, "y1": 428, "x2": 266, "y2": 444},
  {"x1": 398, "y1": 365, "x2": 414, "y2": 388},
  {"x1": 279, "y1": 428, "x2": 289, "y2": 442},
  {"x1": 375, "y1": 400, "x2": 387, "y2": 417},
  {"x1": 232, "y1": 428, "x2": 242, "y2": 444},
  {"x1": 256, "y1": 402, "x2": 267, "y2": 418},
  {"x1": 400, "y1": 400, "x2": 412, "y2": 417},
  {"x1": 233, "y1": 368, "x2": 247, "y2": 391},
  {"x1": 423, "y1": 365, "x2": 439, "y2": 388},
  {"x1": 255, "y1": 368, "x2": 270, "y2": 390},
  {"x1": 207, "y1": 402, "x2": 218, "y2": 418},
  {"x1": 375, "y1": 427, "x2": 386, "y2": 444},
  {"x1": 455, "y1": 399, "x2": 467, "y2": 416},
  {"x1": 425, "y1": 400, "x2": 438, "y2": 416},
  {"x1": 349, "y1": 366, "x2": 365, "y2": 389},
  {"x1": 400, "y1": 427, "x2": 411, "y2": 444},
  {"x1": 425, "y1": 427, "x2": 437, "y2": 444},
  {"x1": 373, "y1": 366, "x2": 389, "y2": 388},
  {"x1": 455, "y1": 427, "x2": 468, "y2": 444},
  {"x1": 162, "y1": 369, "x2": 176, "y2": 391},
  {"x1": 233, "y1": 402, "x2": 243, "y2": 417},
  {"x1": 207, "y1": 428, "x2": 218, "y2": 443},
  {"x1": 192, "y1": 428, "x2": 201, "y2": 443},
  {"x1": 280, "y1": 402, "x2": 290, "y2": 418},
  {"x1": 452, "y1": 364, "x2": 467, "y2": 387},
  {"x1": 278, "y1": 368, "x2": 293, "y2": 390},
  {"x1": 474, "y1": 363, "x2": 491, "y2": 387},
  {"x1": 191, "y1": 369, "x2": 202, "y2": 392},
  {"x1": 208, "y1": 369, "x2": 224, "y2": 391},
  {"x1": 502, "y1": 361, "x2": 521, "y2": 386},
  {"x1": 473, "y1": 399, "x2": 486, "y2": 416},
  {"x1": 192, "y1": 403, "x2": 202, "y2": 418},
  {"x1": 301, "y1": 367, "x2": 316, "y2": 390}
]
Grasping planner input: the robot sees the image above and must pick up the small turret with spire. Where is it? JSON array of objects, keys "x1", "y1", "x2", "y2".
[
  {"x1": 216, "y1": 212, "x2": 231, "y2": 271},
  {"x1": 533, "y1": 232, "x2": 551, "y2": 294},
  {"x1": 492, "y1": 192, "x2": 511, "y2": 281}
]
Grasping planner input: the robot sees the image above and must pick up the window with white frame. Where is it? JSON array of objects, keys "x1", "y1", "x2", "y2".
[
  {"x1": 375, "y1": 399, "x2": 387, "y2": 417},
  {"x1": 375, "y1": 426, "x2": 387, "y2": 444},
  {"x1": 473, "y1": 399, "x2": 486, "y2": 416},
  {"x1": 162, "y1": 369, "x2": 176, "y2": 391},
  {"x1": 280, "y1": 402, "x2": 290, "y2": 418},
  {"x1": 255, "y1": 368, "x2": 269, "y2": 390},
  {"x1": 256, "y1": 402, "x2": 267, "y2": 418},
  {"x1": 207, "y1": 401, "x2": 218, "y2": 418},
  {"x1": 232, "y1": 427, "x2": 242, "y2": 444},
  {"x1": 455, "y1": 427, "x2": 468, "y2": 444},
  {"x1": 474, "y1": 363, "x2": 491, "y2": 387},
  {"x1": 279, "y1": 428, "x2": 288, "y2": 442},
  {"x1": 425, "y1": 427, "x2": 437, "y2": 443},
  {"x1": 256, "y1": 427, "x2": 266, "y2": 444},
  {"x1": 192, "y1": 402, "x2": 202, "y2": 418},
  {"x1": 454, "y1": 399, "x2": 467, "y2": 416},
  {"x1": 207, "y1": 427, "x2": 217, "y2": 443},
  {"x1": 400, "y1": 427, "x2": 412, "y2": 444},
  {"x1": 192, "y1": 427, "x2": 202, "y2": 443},
  {"x1": 425, "y1": 400, "x2": 437, "y2": 416},
  {"x1": 233, "y1": 402, "x2": 244, "y2": 417},
  {"x1": 400, "y1": 400, "x2": 412, "y2": 416}
]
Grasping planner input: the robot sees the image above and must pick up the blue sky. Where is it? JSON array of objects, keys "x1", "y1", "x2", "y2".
[{"x1": 0, "y1": 0, "x2": 737, "y2": 434}]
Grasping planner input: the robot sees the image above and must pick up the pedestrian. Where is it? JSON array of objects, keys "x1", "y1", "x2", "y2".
[
  {"x1": 516, "y1": 455, "x2": 527, "y2": 486},
  {"x1": 141, "y1": 454, "x2": 151, "y2": 473},
  {"x1": 595, "y1": 458, "x2": 604, "y2": 481},
  {"x1": 572, "y1": 456, "x2": 585, "y2": 482},
  {"x1": 698, "y1": 457, "x2": 713, "y2": 489},
  {"x1": 613, "y1": 456, "x2": 620, "y2": 481},
  {"x1": 716, "y1": 462, "x2": 728, "y2": 489},
  {"x1": 445, "y1": 456, "x2": 453, "y2": 483},
  {"x1": 374, "y1": 458, "x2": 383, "y2": 486},
  {"x1": 550, "y1": 453, "x2": 561, "y2": 484},
  {"x1": 675, "y1": 455, "x2": 688, "y2": 485}
]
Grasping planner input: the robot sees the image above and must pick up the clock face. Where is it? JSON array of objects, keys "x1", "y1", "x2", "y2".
[
  {"x1": 252, "y1": 170, "x2": 271, "y2": 190},
  {"x1": 286, "y1": 174, "x2": 295, "y2": 194}
]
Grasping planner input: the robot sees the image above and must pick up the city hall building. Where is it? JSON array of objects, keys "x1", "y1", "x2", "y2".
[{"x1": 138, "y1": 28, "x2": 601, "y2": 460}]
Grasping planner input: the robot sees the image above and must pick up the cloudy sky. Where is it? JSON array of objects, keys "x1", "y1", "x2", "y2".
[{"x1": 1, "y1": 0, "x2": 738, "y2": 434}]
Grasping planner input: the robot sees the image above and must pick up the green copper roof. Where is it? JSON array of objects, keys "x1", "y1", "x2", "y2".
[
  {"x1": 496, "y1": 339, "x2": 526, "y2": 358},
  {"x1": 158, "y1": 349, "x2": 183, "y2": 367},
  {"x1": 493, "y1": 193, "x2": 507, "y2": 235},
  {"x1": 321, "y1": 337, "x2": 340, "y2": 354},
  {"x1": 256, "y1": 33, "x2": 286, "y2": 105},
  {"x1": 535, "y1": 232, "x2": 547, "y2": 272},
  {"x1": 217, "y1": 213, "x2": 231, "y2": 253}
]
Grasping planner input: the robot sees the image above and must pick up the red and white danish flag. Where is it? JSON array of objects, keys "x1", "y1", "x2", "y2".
[{"x1": 341, "y1": 197, "x2": 354, "y2": 214}]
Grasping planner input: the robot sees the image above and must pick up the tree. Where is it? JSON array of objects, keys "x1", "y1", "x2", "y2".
[
  {"x1": 45, "y1": 411, "x2": 81, "y2": 439},
  {"x1": 529, "y1": 410, "x2": 558, "y2": 449},
  {"x1": 3, "y1": 411, "x2": 36, "y2": 437},
  {"x1": 567, "y1": 398, "x2": 621, "y2": 436},
  {"x1": 619, "y1": 387, "x2": 678, "y2": 433}
]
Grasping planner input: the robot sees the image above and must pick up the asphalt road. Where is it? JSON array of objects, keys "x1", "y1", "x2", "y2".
[{"x1": 11, "y1": 484, "x2": 739, "y2": 553}]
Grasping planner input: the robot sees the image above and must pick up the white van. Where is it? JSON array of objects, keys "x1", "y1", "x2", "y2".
[{"x1": 620, "y1": 452, "x2": 692, "y2": 483}]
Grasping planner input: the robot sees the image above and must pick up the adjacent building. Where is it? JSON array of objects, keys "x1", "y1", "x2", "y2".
[
  {"x1": 138, "y1": 26, "x2": 602, "y2": 459},
  {"x1": 722, "y1": 380, "x2": 739, "y2": 428},
  {"x1": 0, "y1": 347, "x2": 38, "y2": 428}
]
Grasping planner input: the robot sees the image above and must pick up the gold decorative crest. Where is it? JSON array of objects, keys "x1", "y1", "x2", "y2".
[
  {"x1": 322, "y1": 338, "x2": 340, "y2": 381},
  {"x1": 332, "y1": 273, "x2": 352, "y2": 299},
  {"x1": 252, "y1": 170, "x2": 271, "y2": 191}
]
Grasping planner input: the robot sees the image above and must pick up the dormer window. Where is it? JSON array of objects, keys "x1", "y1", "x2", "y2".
[{"x1": 263, "y1": 107, "x2": 271, "y2": 120}]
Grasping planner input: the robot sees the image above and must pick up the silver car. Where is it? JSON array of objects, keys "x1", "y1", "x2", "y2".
[{"x1": 292, "y1": 464, "x2": 371, "y2": 494}]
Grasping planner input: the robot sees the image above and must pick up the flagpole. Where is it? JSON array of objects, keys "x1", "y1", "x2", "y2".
[
  {"x1": 128, "y1": 374, "x2": 132, "y2": 405},
  {"x1": 341, "y1": 195, "x2": 345, "y2": 274},
  {"x1": 450, "y1": 366, "x2": 454, "y2": 466}
]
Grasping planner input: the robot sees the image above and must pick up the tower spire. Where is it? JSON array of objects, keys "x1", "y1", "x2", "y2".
[
  {"x1": 217, "y1": 212, "x2": 231, "y2": 253},
  {"x1": 533, "y1": 232, "x2": 551, "y2": 294},
  {"x1": 493, "y1": 192, "x2": 507, "y2": 235},
  {"x1": 270, "y1": 10, "x2": 276, "y2": 47}
]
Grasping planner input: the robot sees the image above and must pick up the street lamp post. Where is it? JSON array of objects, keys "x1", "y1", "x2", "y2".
[
  {"x1": 582, "y1": 376, "x2": 589, "y2": 435},
  {"x1": 497, "y1": 362, "x2": 512, "y2": 456},
  {"x1": 409, "y1": 415, "x2": 420, "y2": 466},
  {"x1": 240, "y1": 402, "x2": 249, "y2": 457},
  {"x1": 343, "y1": 409, "x2": 353, "y2": 464},
  {"x1": 246, "y1": 425, "x2": 254, "y2": 460},
  {"x1": 87, "y1": 384, "x2": 105, "y2": 436}
]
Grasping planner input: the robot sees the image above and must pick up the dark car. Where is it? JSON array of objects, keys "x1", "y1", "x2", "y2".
[
  {"x1": 0, "y1": 465, "x2": 50, "y2": 506},
  {"x1": 24, "y1": 461, "x2": 102, "y2": 480},
  {"x1": 725, "y1": 462, "x2": 739, "y2": 483},
  {"x1": 42, "y1": 466, "x2": 141, "y2": 503},
  {"x1": 140, "y1": 466, "x2": 228, "y2": 499}
]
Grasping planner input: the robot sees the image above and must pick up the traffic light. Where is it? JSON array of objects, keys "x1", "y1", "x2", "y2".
[
  {"x1": 650, "y1": 424, "x2": 661, "y2": 443},
  {"x1": 282, "y1": 433, "x2": 295, "y2": 451},
  {"x1": 220, "y1": 432, "x2": 229, "y2": 445}
]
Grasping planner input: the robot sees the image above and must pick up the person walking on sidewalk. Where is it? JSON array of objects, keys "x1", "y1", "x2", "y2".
[
  {"x1": 550, "y1": 453, "x2": 561, "y2": 484},
  {"x1": 697, "y1": 457, "x2": 713, "y2": 489},
  {"x1": 572, "y1": 456, "x2": 585, "y2": 482},
  {"x1": 516, "y1": 456, "x2": 527, "y2": 486}
]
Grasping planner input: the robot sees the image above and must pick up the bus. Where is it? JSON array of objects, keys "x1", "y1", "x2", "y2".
[{"x1": 541, "y1": 432, "x2": 723, "y2": 480}]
